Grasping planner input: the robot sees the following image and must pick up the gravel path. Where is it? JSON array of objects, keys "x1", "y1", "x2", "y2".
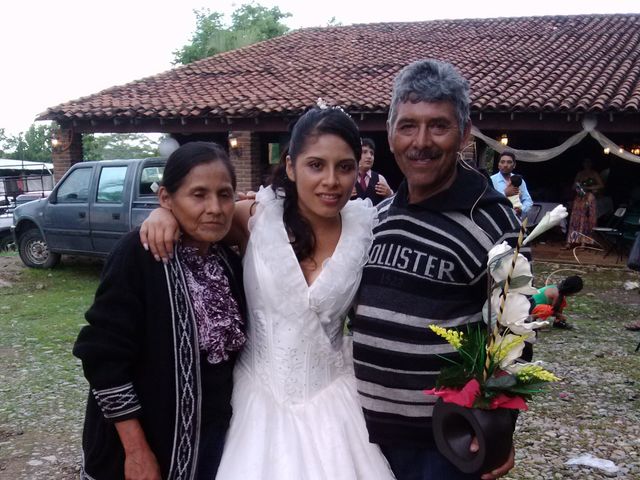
[{"x1": 1, "y1": 257, "x2": 639, "y2": 479}]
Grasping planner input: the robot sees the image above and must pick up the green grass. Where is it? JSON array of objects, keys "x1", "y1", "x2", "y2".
[
  {"x1": 1, "y1": 257, "x2": 639, "y2": 478},
  {"x1": 0, "y1": 259, "x2": 102, "y2": 430}
]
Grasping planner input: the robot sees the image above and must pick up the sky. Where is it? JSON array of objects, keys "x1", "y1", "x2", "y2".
[{"x1": 1, "y1": 0, "x2": 638, "y2": 137}]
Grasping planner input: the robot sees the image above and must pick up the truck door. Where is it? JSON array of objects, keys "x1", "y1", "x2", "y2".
[
  {"x1": 43, "y1": 166, "x2": 94, "y2": 253},
  {"x1": 90, "y1": 164, "x2": 130, "y2": 254}
]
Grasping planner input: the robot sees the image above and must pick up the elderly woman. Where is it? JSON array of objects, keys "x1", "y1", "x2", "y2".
[{"x1": 73, "y1": 142, "x2": 246, "y2": 480}]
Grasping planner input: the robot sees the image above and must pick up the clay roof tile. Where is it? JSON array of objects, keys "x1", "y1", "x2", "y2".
[{"x1": 38, "y1": 14, "x2": 640, "y2": 122}]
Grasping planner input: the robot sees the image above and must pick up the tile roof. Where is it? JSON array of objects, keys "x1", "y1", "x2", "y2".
[{"x1": 39, "y1": 14, "x2": 640, "y2": 123}]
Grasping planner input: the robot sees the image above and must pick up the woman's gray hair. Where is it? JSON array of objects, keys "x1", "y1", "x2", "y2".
[{"x1": 387, "y1": 59, "x2": 470, "y2": 133}]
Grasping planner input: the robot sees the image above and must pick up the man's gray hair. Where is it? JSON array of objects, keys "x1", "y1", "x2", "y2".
[{"x1": 387, "y1": 59, "x2": 470, "y2": 133}]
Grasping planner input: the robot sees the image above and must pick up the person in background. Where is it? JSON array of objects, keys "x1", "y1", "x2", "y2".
[
  {"x1": 491, "y1": 151, "x2": 533, "y2": 217},
  {"x1": 565, "y1": 158, "x2": 605, "y2": 248},
  {"x1": 530, "y1": 275, "x2": 584, "y2": 329},
  {"x1": 73, "y1": 142, "x2": 246, "y2": 480},
  {"x1": 352, "y1": 137, "x2": 394, "y2": 205}
]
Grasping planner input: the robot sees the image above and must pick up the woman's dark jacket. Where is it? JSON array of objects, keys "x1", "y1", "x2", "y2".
[{"x1": 73, "y1": 231, "x2": 245, "y2": 480}]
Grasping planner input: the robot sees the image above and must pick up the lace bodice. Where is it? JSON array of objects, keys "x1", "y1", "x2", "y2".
[{"x1": 238, "y1": 187, "x2": 376, "y2": 404}]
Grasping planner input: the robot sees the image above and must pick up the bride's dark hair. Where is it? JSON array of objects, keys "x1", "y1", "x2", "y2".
[{"x1": 270, "y1": 107, "x2": 361, "y2": 262}]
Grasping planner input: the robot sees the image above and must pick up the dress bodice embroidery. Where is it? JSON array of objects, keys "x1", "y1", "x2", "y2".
[{"x1": 239, "y1": 187, "x2": 376, "y2": 403}]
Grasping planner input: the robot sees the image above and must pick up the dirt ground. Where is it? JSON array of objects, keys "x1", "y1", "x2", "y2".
[
  {"x1": 1, "y1": 254, "x2": 639, "y2": 479},
  {"x1": 0, "y1": 254, "x2": 22, "y2": 286}
]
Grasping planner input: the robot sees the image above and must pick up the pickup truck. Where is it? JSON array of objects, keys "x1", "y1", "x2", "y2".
[{"x1": 12, "y1": 158, "x2": 166, "y2": 268}]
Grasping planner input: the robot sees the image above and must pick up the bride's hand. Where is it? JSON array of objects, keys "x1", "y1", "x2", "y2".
[{"x1": 139, "y1": 208, "x2": 180, "y2": 262}]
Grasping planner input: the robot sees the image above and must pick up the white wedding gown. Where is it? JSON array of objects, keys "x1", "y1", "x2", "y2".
[{"x1": 215, "y1": 188, "x2": 395, "y2": 480}]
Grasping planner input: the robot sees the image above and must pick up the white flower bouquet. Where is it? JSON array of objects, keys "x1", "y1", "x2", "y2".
[{"x1": 426, "y1": 205, "x2": 569, "y2": 473}]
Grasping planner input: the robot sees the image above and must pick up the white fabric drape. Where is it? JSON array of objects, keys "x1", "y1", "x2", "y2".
[{"x1": 472, "y1": 116, "x2": 640, "y2": 164}]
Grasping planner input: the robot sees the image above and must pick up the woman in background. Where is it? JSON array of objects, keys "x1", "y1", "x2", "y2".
[
  {"x1": 530, "y1": 275, "x2": 584, "y2": 329},
  {"x1": 565, "y1": 159, "x2": 605, "y2": 248}
]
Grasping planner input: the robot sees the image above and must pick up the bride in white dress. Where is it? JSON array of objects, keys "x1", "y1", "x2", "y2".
[
  {"x1": 217, "y1": 107, "x2": 393, "y2": 480},
  {"x1": 141, "y1": 106, "x2": 395, "y2": 479}
]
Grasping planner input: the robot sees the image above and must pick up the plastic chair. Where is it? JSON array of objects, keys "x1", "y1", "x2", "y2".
[
  {"x1": 592, "y1": 207, "x2": 627, "y2": 261},
  {"x1": 525, "y1": 203, "x2": 543, "y2": 228},
  {"x1": 622, "y1": 214, "x2": 640, "y2": 245}
]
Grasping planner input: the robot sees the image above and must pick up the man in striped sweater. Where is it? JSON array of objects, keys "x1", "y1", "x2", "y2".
[{"x1": 353, "y1": 59, "x2": 523, "y2": 480}]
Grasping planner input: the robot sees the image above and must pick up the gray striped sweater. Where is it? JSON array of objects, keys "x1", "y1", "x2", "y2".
[{"x1": 353, "y1": 165, "x2": 525, "y2": 447}]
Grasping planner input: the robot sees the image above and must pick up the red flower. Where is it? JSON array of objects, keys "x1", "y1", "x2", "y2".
[
  {"x1": 425, "y1": 379, "x2": 529, "y2": 410},
  {"x1": 425, "y1": 379, "x2": 481, "y2": 408},
  {"x1": 490, "y1": 394, "x2": 528, "y2": 411}
]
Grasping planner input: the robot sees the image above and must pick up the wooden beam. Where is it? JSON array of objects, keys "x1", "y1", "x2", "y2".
[{"x1": 54, "y1": 111, "x2": 640, "y2": 135}]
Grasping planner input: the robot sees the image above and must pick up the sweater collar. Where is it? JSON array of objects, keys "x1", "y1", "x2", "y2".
[{"x1": 393, "y1": 163, "x2": 509, "y2": 211}]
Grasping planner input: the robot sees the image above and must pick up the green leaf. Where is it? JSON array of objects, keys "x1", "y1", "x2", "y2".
[
  {"x1": 504, "y1": 385, "x2": 547, "y2": 395},
  {"x1": 437, "y1": 365, "x2": 470, "y2": 389},
  {"x1": 486, "y1": 374, "x2": 517, "y2": 389}
]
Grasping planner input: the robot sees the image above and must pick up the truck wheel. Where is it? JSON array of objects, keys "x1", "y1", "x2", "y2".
[{"x1": 18, "y1": 228, "x2": 61, "y2": 268}]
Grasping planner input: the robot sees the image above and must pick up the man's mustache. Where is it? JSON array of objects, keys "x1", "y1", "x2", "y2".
[{"x1": 406, "y1": 148, "x2": 442, "y2": 161}]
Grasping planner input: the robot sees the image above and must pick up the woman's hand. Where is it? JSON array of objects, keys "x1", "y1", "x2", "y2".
[
  {"x1": 139, "y1": 208, "x2": 180, "y2": 262},
  {"x1": 124, "y1": 447, "x2": 162, "y2": 480},
  {"x1": 115, "y1": 419, "x2": 162, "y2": 480}
]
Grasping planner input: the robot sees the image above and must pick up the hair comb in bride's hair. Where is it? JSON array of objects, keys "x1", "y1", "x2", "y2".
[
  {"x1": 316, "y1": 97, "x2": 329, "y2": 109},
  {"x1": 315, "y1": 97, "x2": 352, "y2": 117}
]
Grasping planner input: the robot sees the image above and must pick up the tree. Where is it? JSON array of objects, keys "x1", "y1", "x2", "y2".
[
  {"x1": 83, "y1": 133, "x2": 160, "y2": 161},
  {"x1": 173, "y1": 3, "x2": 291, "y2": 65},
  {"x1": 0, "y1": 128, "x2": 11, "y2": 157},
  {"x1": 0, "y1": 124, "x2": 53, "y2": 161}
]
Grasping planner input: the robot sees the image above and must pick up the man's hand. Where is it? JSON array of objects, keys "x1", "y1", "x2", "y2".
[
  {"x1": 469, "y1": 437, "x2": 515, "y2": 479},
  {"x1": 139, "y1": 208, "x2": 180, "y2": 262},
  {"x1": 514, "y1": 206, "x2": 522, "y2": 216},
  {"x1": 504, "y1": 184, "x2": 520, "y2": 197},
  {"x1": 374, "y1": 182, "x2": 392, "y2": 198}
]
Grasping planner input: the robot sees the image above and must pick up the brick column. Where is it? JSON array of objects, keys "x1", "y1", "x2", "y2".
[
  {"x1": 52, "y1": 129, "x2": 83, "y2": 182},
  {"x1": 230, "y1": 131, "x2": 262, "y2": 193}
]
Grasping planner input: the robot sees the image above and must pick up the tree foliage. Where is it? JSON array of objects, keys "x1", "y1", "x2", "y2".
[
  {"x1": 0, "y1": 128, "x2": 10, "y2": 157},
  {"x1": 173, "y1": 3, "x2": 291, "y2": 65},
  {"x1": 0, "y1": 124, "x2": 53, "y2": 161},
  {"x1": 83, "y1": 133, "x2": 160, "y2": 161},
  {"x1": 0, "y1": 125, "x2": 158, "y2": 162}
]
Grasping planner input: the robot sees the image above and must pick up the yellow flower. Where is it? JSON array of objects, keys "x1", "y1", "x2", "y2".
[
  {"x1": 489, "y1": 333, "x2": 525, "y2": 368},
  {"x1": 429, "y1": 325, "x2": 463, "y2": 349},
  {"x1": 516, "y1": 364, "x2": 560, "y2": 382}
]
